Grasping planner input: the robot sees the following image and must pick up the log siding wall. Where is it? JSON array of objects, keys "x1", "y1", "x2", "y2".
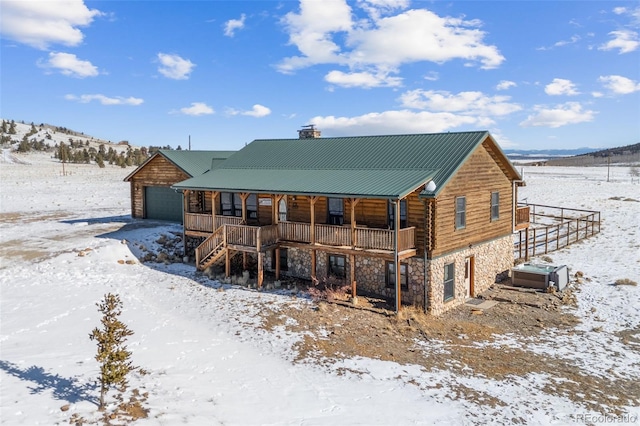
[
  {"x1": 129, "y1": 155, "x2": 190, "y2": 219},
  {"x1": 431, "y1": 141, "x2": 514, "y2": 257}
]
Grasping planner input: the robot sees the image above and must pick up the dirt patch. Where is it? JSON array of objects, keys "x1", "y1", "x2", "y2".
[
  {"x1": 256, "y1": 283, "x2": 639, "y2": 414},
  {"x1": 0, "y1": 211, "x2": 73, "y2": 224}
]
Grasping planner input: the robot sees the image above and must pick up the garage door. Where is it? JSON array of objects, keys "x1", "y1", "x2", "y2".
[{"x1": 144, "y1": 186, "x2": 183, "y2": 222}]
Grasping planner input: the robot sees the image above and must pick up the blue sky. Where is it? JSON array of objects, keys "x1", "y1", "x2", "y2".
[{"x1": 1, "y1": 1, "x2": 639, "y2": 150}]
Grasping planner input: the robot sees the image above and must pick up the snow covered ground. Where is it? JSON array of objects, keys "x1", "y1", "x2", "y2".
[{"x1": 1, "y1": 152, "x2": 639, "y2": 425}]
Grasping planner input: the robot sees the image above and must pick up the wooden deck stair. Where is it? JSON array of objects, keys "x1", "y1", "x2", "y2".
[{"x1": 196, "y1": 226, "x2": 225, "y2": 270}]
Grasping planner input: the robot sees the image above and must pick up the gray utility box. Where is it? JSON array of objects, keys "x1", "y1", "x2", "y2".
[{"x1": 511, "y1": 264, "x2": 569, "y2": 291}]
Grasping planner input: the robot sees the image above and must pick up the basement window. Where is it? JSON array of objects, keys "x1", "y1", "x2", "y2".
[
  {"x1": 444, "y1": 263, "x2": 455, "y2": 302},
  {"x1": 328, "y1": 254, "x2": 346, "y2": 278},
  {"x1": 385, "y1": 262, "x2": 408, "y2": 289}
]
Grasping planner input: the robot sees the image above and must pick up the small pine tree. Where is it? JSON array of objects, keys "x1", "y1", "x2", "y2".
[
  {"x1": 89, "y1": 293, "x2": 137, "y2": 410},
  {"x1": 8, "y1": 120, "x2": 17, "y2": 134}
]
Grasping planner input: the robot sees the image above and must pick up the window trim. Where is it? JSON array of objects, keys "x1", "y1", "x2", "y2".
[
  {"x1": 455, "y1": 196, "x2": 466, "y2": 230},
  {"x1": 385, "y1": 262, "x2": 409, "y2": 289},
  {"x1": 491, "y1": 191, "x2": 500, "y2": 221},
  {"x1": 444, "y1": 262, "x2": 455, "y2": 302},
  {"x1": 328, "y1": 254, "x2": 346, "y2": 278}
]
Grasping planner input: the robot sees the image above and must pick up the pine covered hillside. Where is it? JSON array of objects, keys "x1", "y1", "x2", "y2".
[{"x1": 0, "y1": 119, "x2": 175, "y2": 168}]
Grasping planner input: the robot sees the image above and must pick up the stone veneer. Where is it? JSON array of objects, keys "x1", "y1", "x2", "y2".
[
  {"x1": 263, "y1": 235, "x2": 512, "y2": 315},
  {"x1": 266, "y1": 247, "x2": 425, "y2": 307},
  {"x1": 426, "y1": 234, "x2": 513, "y2": 316}
]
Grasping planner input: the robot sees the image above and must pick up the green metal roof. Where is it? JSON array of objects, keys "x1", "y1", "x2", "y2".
[
  {"x1": 173, "y1": 131, "x2": 512, "y2": 199},
  {"x1": 159, "y1": 149, "x2": 235, "y2": 177}
]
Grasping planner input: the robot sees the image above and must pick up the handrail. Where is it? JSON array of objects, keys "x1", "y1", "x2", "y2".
[{"x1": 195, "y1": 226, "x2": 224, "y2": 266}]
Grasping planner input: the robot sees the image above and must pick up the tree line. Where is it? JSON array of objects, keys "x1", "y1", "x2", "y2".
[{"x1": 1, "y1": 119, "x2": 179, "y2": 168}]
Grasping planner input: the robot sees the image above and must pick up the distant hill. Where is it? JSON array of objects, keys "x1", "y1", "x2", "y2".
[
  {"x1": 0, "y1": 118, "x2": 177, "y2": 167},
  {"x1": 504, "y1": 147, "x2": 597, "y2": 158},
  {"x1": 523, "y1": 142, "x2": 640, "y2": 167}
]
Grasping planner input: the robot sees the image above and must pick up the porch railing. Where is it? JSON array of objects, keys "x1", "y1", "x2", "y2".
[
  {"x1": 316, "y1": 224, "x2": 352, "y2": 246},
  {"x1": 184, "y1": 213, "x2": 213, "y2": 233},
  {"x1": 195, "y1": 220, "x2": 416, "y2": 253},
  {"x1": 278, "y1": 221, "x2": 310, "y2": 243}
]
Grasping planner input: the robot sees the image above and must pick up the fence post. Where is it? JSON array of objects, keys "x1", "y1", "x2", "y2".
[
  {"x1": 557, "y1": 224, "x2": 560, "y2": 250},
  {"x1": 532, "y1": 228, "x2": 537, "y2": 257},
  {"x1": 544, "y1": 228, "x2": 549, "y2": 254}
]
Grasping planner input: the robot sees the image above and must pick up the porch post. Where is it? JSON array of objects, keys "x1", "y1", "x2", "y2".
[
  {"x1": 394, "y1": 199, "x2": 401, "y2": 313},
  {"x1": 310, "y1": 196, "x2": 318, "y2": 282},
  {"x1": 275, "y1": 247, "x2": 280, "y2": 280},
  {"x1": 350, "y1": 253, "x2": 356, "y2": 303},
  {"x1": 211, "y1": 191, "x2": 219, "y2": 230},
  {"x1": 350, "y1": 198, "x2": 359, "y2": 302},
  {"x1": 258, "y1": 253, "x2": 264, "y2": 288},
  {"x1": 182, "y1": 190, "x2": 189, "y2": 256},
  {"x1": 239, "y1": 193, "x2": 249, "y2": 224}
]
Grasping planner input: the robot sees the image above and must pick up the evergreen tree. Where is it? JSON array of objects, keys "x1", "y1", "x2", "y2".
[
  {"x1": 17, "y1": 135, "x2": 31, "y2": 152},
  {"x1": 1, "y1": 120, "x2": 7, "y2": 133},
  {"x1": 89, "y1": 293, "x2": 136, "y2": 410},
  {"x1": 8, "y1": 120, "x2": 17, "y2": 134}
]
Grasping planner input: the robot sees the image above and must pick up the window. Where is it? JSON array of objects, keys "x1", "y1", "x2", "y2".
[
  {"x1": 246, "y1": 194, "x2": 258, "y2": 220},
  {"x1": 328, "y1": 254, "x2": 346, "y2": 278},
  {"x1": 455, "y1": 196, "x2": 466, "y2": 229},
  {"x1": 221, "y1": 192, "x2": 235, "y2": 216},
  {"x1": 491, "y1": 192, "x2": 500, "y2": 221},
  {"x1": 271, "y1": 248, "x2": 288, "y2": 271},
  {"x1": 386, "y1": 262, "x2": 408, "y2": 289},
  {"x1": 328, "y1": 198, "x2": 344, "y2": 225},
  {"x1": 388, "y1": 200, "x2": 407, "y2": 229},
  {"x1": 444, "y1": 263, "x2": 455, "y2": 301},
  {"x1": 220, "y1": 193, "x2": 258, "y2": 220},
  {"x1": 278, "y1": 198, "x2": 287, "y2": 222}
]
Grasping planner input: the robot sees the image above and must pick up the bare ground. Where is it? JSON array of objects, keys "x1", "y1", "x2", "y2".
[{"x1": 256, "y1": 281, "x2": 640, "y2": 414}]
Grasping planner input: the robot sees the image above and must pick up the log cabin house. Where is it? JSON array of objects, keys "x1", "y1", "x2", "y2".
[
  {"x1": 172, "y1": 131, "x2": 529, "y2": 314},
  {"x1": 124, "y1": 149, "x2": 234, "y2": 222}
]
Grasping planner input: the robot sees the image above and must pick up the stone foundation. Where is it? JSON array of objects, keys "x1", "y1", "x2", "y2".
[
  {"x1": 426, "y1": 235, "x2": 513, "y2": 316},
  {"x1": 266, "y1": 247, "x2": 425, "y2": 307}
]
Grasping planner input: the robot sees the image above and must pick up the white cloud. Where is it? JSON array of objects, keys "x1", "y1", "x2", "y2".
[
  {"x1": 545, "y1": 78, "x2": 580, "y2": 96},
  {"x1": 520, "y1": 102, "x2": 595, "y2": 128},
  {"x1": 598, "y1": 75, "x2": 640, "y2": 95},
  {"x1": 398, "y1": 89, "x2": 522, "y2": 116},
  {"x1": 496, "y1": 80, "x2": 516, "y2": 91},
  {"x1": 157, "y1": 53, "x2": 195, "y2": 80},
  {"x1": 324, "y1": 70, "x2": 402, "y2": 88},
  {"x1": 310, "y1": 110, "x2": 485, "y2": 135},
  {"x1": 177, "y1": 102, "x2": 215, "y2": 116},
  {"x1": 536, "y1": 34, "x2": 581, "y2": 51},
  {"x1": 227, "y1": 104, "x2": 271, "y2": 118},
  {"x1": 591, "y1": 91, "x2": 604, "y2": 98},
  {"x1": 423, "y1": 71, "x2": 439, "y2": 81},
  {"x1": 599, "y1": 30, "x2": 639, "y2": 54},
  {"x1": 38, "y1": 52, "x2": 98, "y2": 78},
  {"x1": 0, "y1": 0, "x2": 101, "y2": 49},
  {"x1": 277, "y1": 1, "x2": 504, "y2": 85},
  {"x1": 224, "y1": 14, "x2": 246, "y2": 37},
  {"x1": 65, "y1": 94, "x2": 143, "y2": 106}
]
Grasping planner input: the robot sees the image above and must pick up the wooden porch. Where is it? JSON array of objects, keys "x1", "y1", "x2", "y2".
[{"x1": 188, "y1": 212, "x2": 417, "y2": 266}]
